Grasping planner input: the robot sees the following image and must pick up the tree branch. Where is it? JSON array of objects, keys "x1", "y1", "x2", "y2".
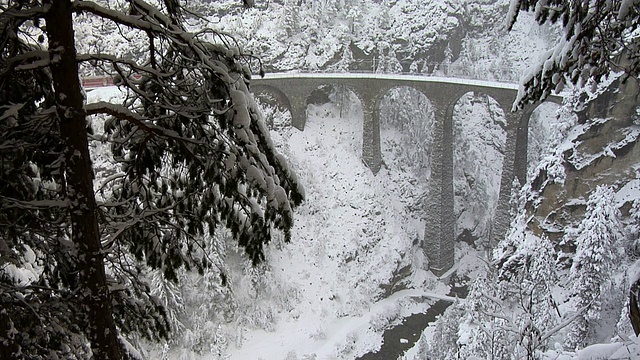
[{"x1": 86, "y1": 101, "x2": 201, "y2": 145}]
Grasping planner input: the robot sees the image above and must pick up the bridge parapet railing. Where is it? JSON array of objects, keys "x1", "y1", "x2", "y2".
[{"x1": 260, "y1": 59, "x2": 522, "y2": 84}]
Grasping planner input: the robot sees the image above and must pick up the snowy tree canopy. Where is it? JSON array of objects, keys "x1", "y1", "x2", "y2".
[
  {"x1": 564, "y1": 185, "x2": 624, "y2": 349},
  {"x1": 508, "y1": 0, "x2": 640, "y2": 107},
  {"x1": 0, "y1": 0, "x2": 302, "y2": 358}
]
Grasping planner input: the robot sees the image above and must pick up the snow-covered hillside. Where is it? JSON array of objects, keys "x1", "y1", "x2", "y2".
[
  {"x1": 75, "y1": 0, "x2": 555, "y2": 82},
  {"x1": 228, "y1": 99, "x2": 432, "y2": 359}
]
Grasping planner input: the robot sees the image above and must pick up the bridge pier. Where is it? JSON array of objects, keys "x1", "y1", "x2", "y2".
[
  {"x1": 424, "y1": 99, "x2": 455, "y2": 276},
  {"x1": 287, "y1": 86, "x2": 312, "y2": 130},
  {"x1": 362, "y1": 103, "x2": 382, "y2": 173},
  {"x1": 514, "y1": 105, "x2": 538, "y2": 185},
  {"x1": 489, "y1": 104, "x2": 541, "y2": 250},
  {"x1": 490, "y1": 111, "x2": 521, "y2": 250},
  {"x1": 290, "y1": 102, "x2": 307, "y2": 131}
]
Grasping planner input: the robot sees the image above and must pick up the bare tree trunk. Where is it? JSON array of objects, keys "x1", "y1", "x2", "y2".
[{"x1": 43, "y1": 1, "x2": 122, "y2": 358}]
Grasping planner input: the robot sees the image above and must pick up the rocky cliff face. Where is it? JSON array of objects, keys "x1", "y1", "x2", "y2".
[{"x1": 527, "y1": 77, "x2": 640, "y2": 243}]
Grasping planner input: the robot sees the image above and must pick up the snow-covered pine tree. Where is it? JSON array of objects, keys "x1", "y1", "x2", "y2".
[
  {"x1": 424, "y1": 300, "x2": 465, "y2": 359},
  {"x1": 564, "y1": 185, "x2": 624, "y2": 350},
  {"x1": 507, "y1": 0, "x2": 640, "y2": 107},
  {"x1": 452, "y1": 237, "x2": 560, "y2": 360},
  {"x1": 497, "y1": 232, "x2": 560, "y2": 358},
  {"x1": 0, "y1": 15, "x2": 80, "y2": 357},
  {"x1": 456, "y1": 271, "x2": 514, "y2": 360},
  {"x1": 0, "y1": 0, "x2": 303, "y2": 358},
  {"x1": 628, "y1": 198, "x2": 640, "y2": 256}
]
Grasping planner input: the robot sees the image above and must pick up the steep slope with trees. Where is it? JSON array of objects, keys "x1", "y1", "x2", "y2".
[
  {"x1": 0, "y1": 0, "x2": 302, "y2": 358},
  {"x1": 424, "y1": 1, "x2": 640, "y2": 358}
]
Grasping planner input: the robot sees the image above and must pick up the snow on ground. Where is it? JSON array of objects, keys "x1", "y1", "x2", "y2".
[{"x1": 227, "y1": 100, "x2": 450, "y2": 359}]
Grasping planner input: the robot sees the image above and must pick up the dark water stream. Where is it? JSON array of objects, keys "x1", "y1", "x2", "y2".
[{"x1": 356, "y1": 285, "x2": 467, "y2": 360}]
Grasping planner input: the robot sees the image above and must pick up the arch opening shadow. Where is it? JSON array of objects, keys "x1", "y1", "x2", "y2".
[
  {"x1": 453, "y1": 92, "x2": 507, "y2": 247},
  {"x1": 305, "y1": 84, "x2": 366, "y2": 158},
  {"x1": 251, "y1": 85, "x2": 294, "y2": 131},
  {"x1": 378, "y1": 86, "x2": 435, "y2": 215}
]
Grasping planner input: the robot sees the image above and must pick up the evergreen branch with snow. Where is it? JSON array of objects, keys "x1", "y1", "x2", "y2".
[
  {"x1": 508, "y1": 0, "x2": 640, "y2": 108},
  {"x1": 0, "y1": 0, "x2": 303, "y2": 358}
]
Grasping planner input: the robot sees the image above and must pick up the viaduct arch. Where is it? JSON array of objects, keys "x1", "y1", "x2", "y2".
[{"x1": 250, "y1": 73, "x2": 563, "y2": 276}]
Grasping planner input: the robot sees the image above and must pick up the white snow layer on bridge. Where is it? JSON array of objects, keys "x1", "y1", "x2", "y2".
[{"x1": 258, "y1": 72, "x2": 520, "y2": 90}]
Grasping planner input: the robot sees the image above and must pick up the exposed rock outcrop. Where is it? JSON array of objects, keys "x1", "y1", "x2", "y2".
[{"x1": 527, "y1": 77, "x2": 640, "y2": 243}]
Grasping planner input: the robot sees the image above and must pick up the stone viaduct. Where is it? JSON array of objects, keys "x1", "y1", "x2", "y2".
[{"x1": 249, "y1": 73, "x2": 562, "y2": 276}]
